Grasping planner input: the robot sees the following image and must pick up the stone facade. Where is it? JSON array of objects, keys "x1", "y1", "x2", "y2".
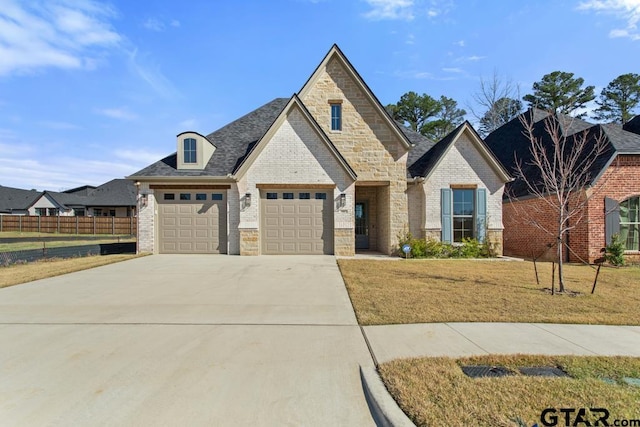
[
  {"x1": 334, "y1": 228, "x2": 355, "y2": 256},
  {"x1": 300, "y1": 56, "x2": 410, "y2": 254},
  {"x1": 239, "y1": 229, "x2": 259, "y2": 256}
]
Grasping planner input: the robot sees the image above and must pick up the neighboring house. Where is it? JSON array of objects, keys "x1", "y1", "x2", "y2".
[
  {"x1": 0, "y1": 186, "x2": 41, "y2": 215},
  {"x1": 0, "y1": 179, "x2": 137, "y2": 217},
  {"x1": 128, "y1": 45, "x2": 510, "y2": 256},
  {"x1": 485, "y1": 109, "x2": 640, "y2": 263}
]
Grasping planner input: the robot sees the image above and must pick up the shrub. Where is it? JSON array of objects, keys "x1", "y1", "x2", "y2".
[
  {"x1": 396, "y1": 230, "x2": 494, "y2": 259},
  {"x1": 605, "y1": 234, "x2": 625, "y2": 266}
]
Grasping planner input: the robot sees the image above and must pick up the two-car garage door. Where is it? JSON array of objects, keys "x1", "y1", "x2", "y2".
[
  {"x1": 261, "y1": 189, "x2": 333, "y2": 255},
  {"x1": 156, "y1": 188, "x2": 333, "y2": 255},
  {"x1": 157, "y1": 191, "x2": 227, "y2": 254}
]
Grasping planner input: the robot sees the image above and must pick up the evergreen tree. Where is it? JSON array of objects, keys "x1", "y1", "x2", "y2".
[
  {"x1": 593, "y1": 73, "x2": 640, "y2": 124},
  {"x1": 523, "y1": 71, "x2": 595, "y2": 117}
]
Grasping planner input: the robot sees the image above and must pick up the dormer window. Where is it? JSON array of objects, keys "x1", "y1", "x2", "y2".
[
  {"x1": 330, "y1": 102, "x2": 342, "y2": 131},
  {"x1": 184, "y1": 138, "x2": 197, "y2": 163},
  {"x1": 176, "y1": 132, "x2": 215, "y2": 170}
]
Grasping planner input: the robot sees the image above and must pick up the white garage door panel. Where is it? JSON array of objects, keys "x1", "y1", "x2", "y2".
[
  {"x1": 261, "y1": 190, "x2": 333, "y2": 255},
  {"x1": 158, "y1": 191, "x2": 227, "y2": 254}
]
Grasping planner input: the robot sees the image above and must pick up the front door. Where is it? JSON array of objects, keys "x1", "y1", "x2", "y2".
[{"x1": 355, "y1": 202, "x2": 369, "y2": 249}]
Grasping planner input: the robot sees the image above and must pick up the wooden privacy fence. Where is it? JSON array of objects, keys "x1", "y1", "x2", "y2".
[{"x1": 0, "y1": 215, "x2": 137, "y2": 235}]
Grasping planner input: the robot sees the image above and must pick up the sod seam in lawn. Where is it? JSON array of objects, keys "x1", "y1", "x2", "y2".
[{"x1": 338, "y1": 259, "x2": 640, "y2": 325}]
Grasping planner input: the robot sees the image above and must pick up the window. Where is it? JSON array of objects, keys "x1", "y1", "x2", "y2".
[
  {"x1": 453, "y1": 189, "x2": 475, "y2": 242},
  {"x1": 48, "y1": 208, "x2": 58, "y2": 216},
  {"x1": 164, "y1": 193, "x2": 175, "y2": 200},
  {"x1": 283, "y1": 193, "x2": 294, "y2": 199},
  {"x1": 315, "y1": 193, "x2": 327, "y2": 200},
  {"x1": 94, "y1": 209, "x2": 102, "y2": 216},
  {"x1": 35, "y1": 208, "x2": 46, "y2": 216},
  {"x1": 212, "y1": 193, "x2": 224, "y2": 201},
  {"x1": 74, "y1": 209, "x2": 85, "y2": 216},
  {"x1": 330, "y1": 103, "x2": 342, "y2": 131},
  {"x1": 620, "y1": 196, "x2": 640, "y2": 251},
  {"x1": 109, "y1": 210, "x2": 116, "y2": 217},
  {"x1": 196, "y1": 193, "x2": 207, "y2": 201},
  {"x1": 183, "y1": 138, "x2": 197, "y2": 163},
  {"x1": 180, "y1": 193, "x2": 191, "y2": 201},
  {"x1": 299, "y1": 192, "x2": 310, "y2": 199},
  {"x1": 266, "y1": 193, "x2": 278, "y2": 200}
]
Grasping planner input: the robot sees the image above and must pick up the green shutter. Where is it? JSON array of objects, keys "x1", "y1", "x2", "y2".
[
  {"x1": 476, "y1": 188, "x2": 487, "y2": 243},
  {"x1": 441, "y1": 188, "x2": 452, "y2": 243}
]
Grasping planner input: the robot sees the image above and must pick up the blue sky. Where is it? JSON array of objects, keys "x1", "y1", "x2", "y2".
[{"x1": 1, "y1": 0, "x2": 638, "y2": 191}]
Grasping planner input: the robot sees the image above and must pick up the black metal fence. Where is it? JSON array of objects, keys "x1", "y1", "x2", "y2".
[{"x1": 0, "y1": 242, "x2": 136, "y2": 266}]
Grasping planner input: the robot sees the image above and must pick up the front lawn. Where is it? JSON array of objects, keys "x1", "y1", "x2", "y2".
[
  {"x1": 379, "y1": 355, "x2": 640, "y2": 427},
  {"x1": 338, "y1": 259, "x2": 640, "y2": 325},
  {"x1": 0, "y1": 254, "x2": 144, "y2": 288}
]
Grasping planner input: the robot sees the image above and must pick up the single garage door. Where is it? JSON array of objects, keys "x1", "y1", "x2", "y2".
[
  {"x1": 158, "y1": 191, "x2": 227, "y2": 254},
  {"x1": 261, "y1": 189, "x2": 333, "y2": 255}
]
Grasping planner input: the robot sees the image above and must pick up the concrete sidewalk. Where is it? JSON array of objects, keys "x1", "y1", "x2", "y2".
[{"x1": 363, "y1": 322, "x2": 640, "y2": 364}]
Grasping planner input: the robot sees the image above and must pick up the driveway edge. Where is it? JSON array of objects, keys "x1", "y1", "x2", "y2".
[{"x1": 360, "y1": 366, "x2": 416, "y2": 427}]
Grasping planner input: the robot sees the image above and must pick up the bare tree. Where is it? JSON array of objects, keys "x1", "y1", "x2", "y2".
[
  {"x1": 510, "y1": 113, "x2": 610, "y2": 292},
  {"x1": 468, "y1": 70, "x2": 522, "y2": 136}
]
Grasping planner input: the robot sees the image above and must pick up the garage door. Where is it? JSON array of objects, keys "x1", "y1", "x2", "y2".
[
  {"x1": 157, "y1": 191, "x2": 227, "y2": 254},
  {"x1": 261, "y1": 190, "x2": 334, "y2": 255}
]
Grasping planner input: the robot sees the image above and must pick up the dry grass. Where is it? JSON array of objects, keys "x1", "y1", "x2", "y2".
[
  {"x1": 0, "y1": 254, "x2": 145, "y2": 288},
  {"x1": 379, "y1": 355, "x2": 640, "y2": 427},
  {"x1": 0, "y1": 238, "x2": 136, "y2": 252},
  {"x1": 338, "y1": 259, "x2": 640, "y2": 325}
]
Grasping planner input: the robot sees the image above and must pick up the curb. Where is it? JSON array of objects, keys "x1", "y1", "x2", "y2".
[{"x1": 360, "y1": 366, "x2": 416, "y2": 427}]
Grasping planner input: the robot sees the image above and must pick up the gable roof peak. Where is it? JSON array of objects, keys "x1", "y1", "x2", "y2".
[{"x1": 298, "y1": 44, "x2": 412, "y2": 150}]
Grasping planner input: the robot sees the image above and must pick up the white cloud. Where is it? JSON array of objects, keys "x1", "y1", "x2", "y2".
[
  {"x1": 38, "y1": 120, "x2": 81, "y2": 130},
  {"x1": 114, "y1": 149, "x2": 166, "y2": 165},
  {"x1": 456, "y1": 55, "x2": 486, "y2": 62},
  {"x1": 0, "y1": 155, "x2": 139, "y2": 191},
  {"x1": 578, "y1": 0, "x2": 640, "y2": 40},
  {"x1": 0, "y1": 0, "x2": 121, "y2": 76},
  {"x1": 126, "y1": 48, "x2": 179, "y2": 98},
  {"x1": 179, "y1": 118, "x2": 198, "y2": 129},
  {"x1": 454, "y1": 40, "x2": 465, "y2": 47},
  {"x1": 363, "y1": 0, "x2": 415, "y2": 21},
  {"x1": 142, "y1": 17, "x2": 180, "y2": 31},
  {"x1": 442, "y1": 67, "x2": 463, "y2": 73},
  {"x1": 143, "y1": 18, "x2": 165, "y2": 31},
  {"x1": 95, "y1": 107, "x2": 138, "y2": 121}
]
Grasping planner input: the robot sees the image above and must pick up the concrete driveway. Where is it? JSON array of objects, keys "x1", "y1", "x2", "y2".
[{"x1": 0, "y1": 255, "x2": 376, "y2": 426}]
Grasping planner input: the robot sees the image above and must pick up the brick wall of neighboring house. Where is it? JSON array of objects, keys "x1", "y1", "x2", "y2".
[
  {"x1": 503, "y1": 195, "x2": 566, "y2": 261},
  {"x1": 503, "y1": 154, "x2": 640, "y2": 263},
  {"x1": 300, "y1": 56, "x2": 409, "y2": 254},
  {"x1": 584, "y1": 155, "x2": 640, "y2": 263},
  {"x1": 237, "y1": 106, "x2": 355, "y2": 256}
]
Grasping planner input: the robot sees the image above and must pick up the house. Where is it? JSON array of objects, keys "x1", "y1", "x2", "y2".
[
  {"x1": 0, "y1": 179, "x2": 137, "y2": 217},
  {"x1": 128, "y1": 45, "x2": 511, "y2": 256},
  {"x1": 485, "y1": 109, "x2": 640, "y2": 263},
  {"x1": 0, "y1": 186, "x2": 41, "y2": 215}
]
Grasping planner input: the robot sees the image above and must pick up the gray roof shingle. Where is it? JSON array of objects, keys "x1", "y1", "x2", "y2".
[
  {"x1": 483, "y1": 109, "x2": 637, "y2": 198},
  {"x1": 623, "y1": 115, "x2": 640, "y2": 136},
  {"x1": 0, "y1": 186, "x2": 41, "y2": 212},
  {"x1": 130, "y1": 98, "x2": 289, "y2": 178}
]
